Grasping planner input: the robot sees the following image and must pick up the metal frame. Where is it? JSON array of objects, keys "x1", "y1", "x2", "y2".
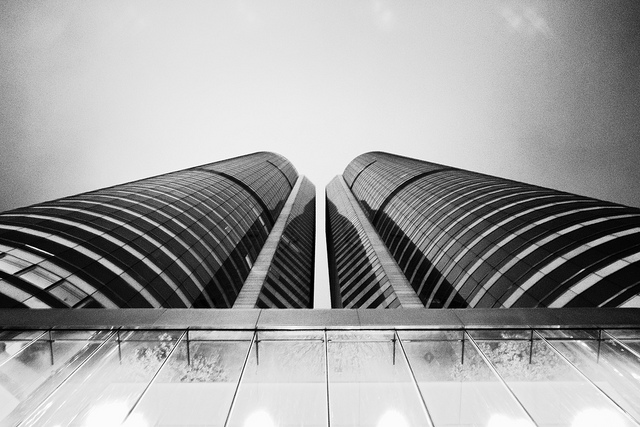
[{"x1": 4, "y1": 308, "x2": 640, "y2": 427}]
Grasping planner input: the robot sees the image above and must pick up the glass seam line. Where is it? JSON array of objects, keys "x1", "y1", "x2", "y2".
[
  {"x1": 0, "y1": 330, "x2": 48, "y2": 370},
  {"x1": 324, "y1": 329, "x2": 331, "y2": 427},
  {"x1": 603, "y1": 331, "x2": 640, "y2": 360},
  {"x1": 193, "y1": 168, "x2": 275, "y2": 226},
  {"x1": 266, "y1": 160, "x2": 294, "y2": 189},
  {"x1": 464, "y1": 332, "x2": 540, "y2": 427},
  {"x1": 534, "y1": 331, "x2": 640, "y2": 426},
  {"x1": 370, "y1": 168, "x2": 456, "y2": 227},
  {"x1": 223, "y1": 330, "x2": 258, "y2": 427},
  {"x1": 123, "y1": 330, "x2": 187, "y2": 423},
  {"x1": 394, "y1": 330, "x2": 435, "y2": 427},
  {"x1": 18, "y1": 330, "x2": 119, "y2": 427},
  {"x1": 348, "y1": 159, "x2": 376, "y2": 189}
]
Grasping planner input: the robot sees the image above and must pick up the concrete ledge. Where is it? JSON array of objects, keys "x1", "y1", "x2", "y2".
[
  {"x1": 358, "y1": 308, "x2": 463, "y2": 329},
  {"x1": 154, "y1": 309, "x2": 261, "y2": 329},
  {"x1": 1, "y1": 308, "x2": 639, "y2": 330},
  {"x1": 258, "y1": 309, "x2": 359, "y2": 329}
]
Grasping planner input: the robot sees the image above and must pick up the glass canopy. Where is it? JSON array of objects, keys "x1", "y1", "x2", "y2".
[{"x1": 1, "y1": 327, "x2": 640, "y2": 426}]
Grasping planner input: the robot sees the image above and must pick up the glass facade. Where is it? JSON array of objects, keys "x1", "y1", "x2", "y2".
[
  {"x1": 333, "y1": 152, "x2": 640, "y2": 308},
  {"x1": 326, "y1": 177, "x2": 401, "y2": 308},
  {"x1": 2, "y1": 325, "x2": 640, "y2": 426},
  {"x1": 257, "y1": 177, "x2": 316, "y2": 308},
  {"x1": 0, "y1": 152, "x2": 315, "y2": 309}
]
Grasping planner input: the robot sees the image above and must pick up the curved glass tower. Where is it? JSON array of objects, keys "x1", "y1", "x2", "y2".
[
  {"x1": 3, "y1": 152, "x2": 640, "y2": 427},
  {"x1": 328, "y1": 151, "x2": 640, "y2": 308},
  {"x1": 0, "y1": 152, "x2": 315, "y2": 308}
]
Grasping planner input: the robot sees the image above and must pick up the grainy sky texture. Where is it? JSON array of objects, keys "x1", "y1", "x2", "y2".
[{"x1": 1, "y1": 0, "x2": 639, "y2": 306}]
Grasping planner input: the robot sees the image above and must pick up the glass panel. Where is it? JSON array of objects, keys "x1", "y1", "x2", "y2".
[
  {"x1": 327, "y1": 331, "x2": 429, "y2": 427},
  {"x1": 0, "y1": 330, "x2": 46, "y2": 369},
  {"x1": 0, "y1": 330, "x2": 112, "y2": 425},
  {"x1": 0, "y1": 280, "x2": 32, "y2": 304},
  {"x1": 15, "y1": 330, "x2": 182, "y2": 426},
  {"x1": 48, "y1": 280, "x2": 89, "y2": 306},
  {"x1": 0, "y1": 254, "x2": 31, "y2": 274},
  {"x1": 2, "y1": 328, "x2": 640, "y2": 425},
  {"x1": 22, "y1": 297, "x2": 50, "y2": 309},
  {"x1": 537, "y1": 329, "x2": 598, "y2": 340},
  {"x1": 469, "y1": 330, "x2": 635, "y2": 427},
  {"x1": 542, "y1": 329, "x2": 640, "y2": 423},
  {"x1": 399, "y1": 331, "x2": 534, "y2": 427},
  {"x1": 19, "y1": 266, "x2": 62, "y2": 289},
  {"x1": 226, "y1": 331, "x2": 326, "y2": 427},
  {"x1": 606, "y1": 330, "x2": 640, "y2": 340},
  {"x1": 128, "y1": 330, "x2": 254, "y2": 426},
  {"x1": 606, "y1": 330, "x2": 640, "y2": 356}
]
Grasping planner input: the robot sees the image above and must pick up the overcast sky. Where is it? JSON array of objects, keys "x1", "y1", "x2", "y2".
[{"x1": 1, "y1": 0, "x2": 639, "y2": 307}]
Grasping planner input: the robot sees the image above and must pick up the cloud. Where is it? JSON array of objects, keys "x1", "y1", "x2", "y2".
[
  {"x1": 236, "y1": 0, "x2": 259, "y2": 27},
  {"x1": 372, "y1": 0, "x2": 396, "y2": 32},
  {"x1": 500, "y1": 6, "x2": 553, "y2": 38}
]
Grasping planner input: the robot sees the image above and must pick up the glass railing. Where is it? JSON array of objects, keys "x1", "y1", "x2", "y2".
[{"x1": 1, "y1": 327, "x2": 640, "y2": 426}]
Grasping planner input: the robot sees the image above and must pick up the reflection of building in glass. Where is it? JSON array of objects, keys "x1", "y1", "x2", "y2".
[
  {"x1": 0, "y1": 152, "x2": 315, "y2": 308},
  {"x1": 327, "y1": 152, "x2": 640, "y2": 308}
]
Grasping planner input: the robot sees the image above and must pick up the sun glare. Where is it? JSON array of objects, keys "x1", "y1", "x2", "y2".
[
  {"x1": 571, "y1": 408, "x2": 626, "y2": 427},
  {"x1": 244, "y1": 410, "x2": 276, "y2": 427},
  {"x1": 83, "y1": 401, "x2": 148, "y2": 427},
  {"x1": 487, "y1": 414, "x2": 535, "y2": 427},
  {"x1": 377, "y1": 409, "x2": 409, "y2": 427}
]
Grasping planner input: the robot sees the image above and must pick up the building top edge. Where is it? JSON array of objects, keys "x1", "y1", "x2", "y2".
[{"x1": 0, "y1": 151, "x2": 297, "y2": 214}]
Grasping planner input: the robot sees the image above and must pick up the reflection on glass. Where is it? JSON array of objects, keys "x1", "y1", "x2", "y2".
[
  {"x1": 398, "y1": 331, "x2": 533, "y2": 427},
  {"x1": 243, "y1": 409, "x2": 275, "y2": 427},
  {"x1": 83, "y1": 400, "x2": 149, "y2": 427},
  {"x1": 539, "y1": 329, "x2": 640, "y2": 423},
  {"x1": 3, "y1": 327, "x2": 640, "y2": 426},
  {"x1": 328, "y1": 331, "x2": 430, "y2": 426},
  {"x1": 0, "y1": 330, "x2": 46, "y2": 368},
  {"x1": 377, "y1": 408, "x2": 410, "y2": 427},
  {"x1": 605, "y1": 329, "x2": 640, "y2": 364},
  {"x1": 0, "y1": 330, "x2": 48, "y2": 423},
  {"x1": 571, "y1": 408, "x2": 626, "y2": 427},
  {"x1": 605, "y1": 330, "x2": 640, "y2": 340},
  {"x1": 16, "y1": 330, "x2": 182, "y2": 426},
  {"x1": 487, "y1": 414, "x2": 535, "y2": 427},
  {"x1": 226, "y1": 331, "x2": 326, "y2": 427},
  {"x1": 468, "y1": 330, "x2": 635, "y2": 427},
  {"x1": 126, "y1": 330, "x2": 254, "y2": 426},
  {"x1": 0, "y1": 330, "x2": 112, "y2": 426}
]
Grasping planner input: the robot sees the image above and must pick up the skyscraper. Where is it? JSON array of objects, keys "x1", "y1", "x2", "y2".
[
  {"x1": 0, "y1": 152, "x2": 315, "y2": 309},
  {"x1": 2, "y1": 152, "x2": 640, "y2": 427},
  {"x1": 327, "y1": 152, "x2": 640, "y2": 309}
]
